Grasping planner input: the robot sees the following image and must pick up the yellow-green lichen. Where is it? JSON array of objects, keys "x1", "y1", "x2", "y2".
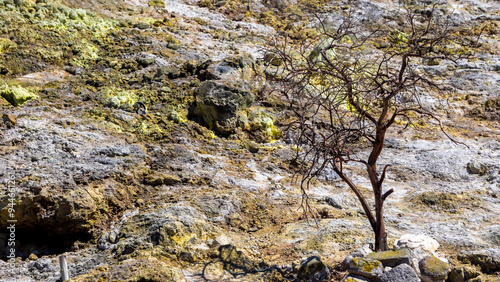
[
  {"x1": 351, "y1": 257, "x2": 382, "y2": 273},
  {"x1": 98, "y1": 87, "x2": 138, "y2": 111},
  {"x1": 0, "y1": 0, "x2": 121, "y2": 75},
  {"x1": 421, "y1": 255, "x2": 449, "y2": 274},
  {"x1": 35, "y1": 3, "x2": 116, "y2": 38},
  {"x1": 248, "y1": 109, "x2": 282, "y2": 142},
  {"x1": 70, "y1": 39, "x2": 99, "y2": 67},
  {"x1": 366, "y1": 248, "x2": 412, "y2": 268},
  {"x1": 295, "y1": 228, "x2": 357, "y2": 252},
  {"x1": 148, "y1": 0, "x2": 165, "y2": 8},
  {"x1": 137, "y1": 120, "x2": 159, "y2": 135},
  {"x1": 168, "y1": 109, "x2": 188, "y2": 123},
  {"x1": 0, "y1": 83, "x2": 39, "y2": 106},
  {"x1": 0, "y1": 38, "x2": 17, "y2": 53},
  {"x1": 412, "y1": 191, "x2": 481, "y2": 214}
]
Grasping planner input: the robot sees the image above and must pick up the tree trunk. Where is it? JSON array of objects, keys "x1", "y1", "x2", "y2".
[
  {"x1": 374, "y1": 195, "x2": 388, "y2": 251},
  {"x1": 369, "y1": 125, "x2": 389, "y2": 251},
  {"x1": 368, "y1": 165, "x2": 389, "y2": 251}
]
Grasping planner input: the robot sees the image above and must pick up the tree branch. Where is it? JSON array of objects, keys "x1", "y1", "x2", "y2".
[
  {"x1": 333, "y1": 165, "x2": 376, "y2": 231},
  {"x1": 378, "y1": 164, "x2": 392, "y2": 186},
  {"x1": 382, "y1": 189, "x2": 394, "y2": 201}
]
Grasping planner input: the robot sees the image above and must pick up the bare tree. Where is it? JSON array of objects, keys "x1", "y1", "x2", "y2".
[{"x1": 267, "y1": 3, "x2": 479, "y2": 251}]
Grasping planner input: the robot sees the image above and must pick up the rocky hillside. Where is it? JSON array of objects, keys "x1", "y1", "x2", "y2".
[{"x1": 0, "y1": 0, "x2": 498, "y2": 281}]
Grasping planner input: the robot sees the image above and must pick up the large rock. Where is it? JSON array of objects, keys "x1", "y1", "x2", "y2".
[
  {"x1": 194, "y1": 81, "x2": 254, "y2": 136},
  {"x1": 297, "y1": 256, "x2": 330, "y2": 282},
  {"x1": 342, "y1": 246, "x2": 373, "y2": 270},
  {"x1": 483, "y1": 97, "x2": 500, "y2": 121},
  {"x1": 394, "y1": 234, "x2": 440, "y2": 254},
  {"x1": 466, "y1": 160, "x2": 490, "y2": 175},
  {"x1": 375, "y1": 263, "x2": 420, "y2": 282},
  {"x1": 0, "y1": 84, "x2": 38, "y2": 107},
  {"x1": 395, "y1": 234, "x2": 441, "y2": 265},
  {"x1": 419, "y1": 255, "x2": 450, "y2": 282},
  {"x1": 347, "y1": 257, "x2": 383, "y2": 279},
  {"x1": 366, "y1": 248, "x2": 412, "y2": 267}
]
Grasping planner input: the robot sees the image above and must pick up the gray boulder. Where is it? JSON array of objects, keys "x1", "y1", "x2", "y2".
[
  {"x1": 376, "y1": 263, "x2": 420, "y2": 282},
  {"x1": 394, "y1": 234, "x2": 440, "y2": 254},
  {"x1": 194, "y1": 81, "x2": 254, "y2": 136}
]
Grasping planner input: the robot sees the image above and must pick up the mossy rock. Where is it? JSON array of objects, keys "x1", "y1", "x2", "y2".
[
  {"x1": 115, "y1": 204, "x2": 215, "y2": 255},
  {"x1": 347, "y1": 257, "x2": 383, "y2": 279},
  {"x1": 297, "y1": 256, "x2": 330, "y2": 281},
  {"x1": 154, "y1": 65, "x2": 186, "y2": 80},
  {"x1": 309, "y1": 37, "x2": 337, "y2": 62},
  {"x1": 13, "y1": 0, "x2": 29, "y2": 7},
  {"x1": 0, "y1": 0, "x2": 115, "y2": 73},
  {"x1": 198, "y1": 0, "x2": 212, "y2": 8},
  {"x1": 148, "y1": 0, "x2": 165, "y2": 8},
  {"x1": 135, "y1": 21, "x2": 150, "y2": 30},
  {"x1": 69, "y1": 40, "x2": 99, "y2": 67},
  {"x1": 344, "y1": 276, "x2": 371, "y2": 282},
  {"x1": 0, "y1": 84, "x2": 38, "y2": 106},
  {"x1": 366, "y1": 248, "x2": 411, "y2": 267},
  {"x1": 419, "y1": 255, "x2": 450, "y2": 280}
]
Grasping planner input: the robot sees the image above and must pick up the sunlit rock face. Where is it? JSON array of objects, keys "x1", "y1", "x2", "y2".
[{"x1": 0, "y1": 0, "x2": 498, "y2": 281}]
